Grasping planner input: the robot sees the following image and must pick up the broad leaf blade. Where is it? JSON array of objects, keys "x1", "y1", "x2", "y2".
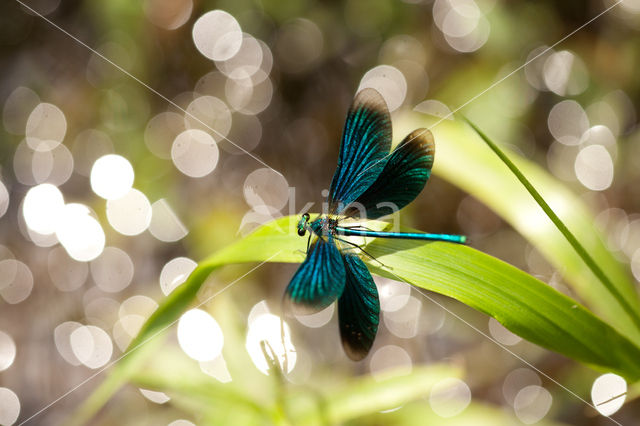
[
  {"x1": 150, "y1": 217, "x2": 640, "y2": 379},
  {"x1": 364, "y1": 235, "x2": 640, "y2": 379},
  {"x1": 395, "y1": 113, "x2": 640, "y2": 344},
  {"x1": 220, "y1": 217, "x2": 640, "y2": 379},
  {"x1": 72, "y1": 216, "x2": 640, "y2": 424}
]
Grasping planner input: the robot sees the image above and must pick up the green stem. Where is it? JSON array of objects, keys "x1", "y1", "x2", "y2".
[{"x1": 463, "y1": 117, "x2": 640, "y2": 333}]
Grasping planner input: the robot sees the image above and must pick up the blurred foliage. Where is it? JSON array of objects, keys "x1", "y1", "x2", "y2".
[
  {"x1": 73, "y1": 214, "x2": 640, "y2": 423},
  {"x1": 2, "y1": 0, "x2": 640, "y2": 425}
]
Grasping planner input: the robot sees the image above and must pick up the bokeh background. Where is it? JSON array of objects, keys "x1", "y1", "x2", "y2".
[{"x1": 1, "y1": 0, "x2": 640, "y2": 424}]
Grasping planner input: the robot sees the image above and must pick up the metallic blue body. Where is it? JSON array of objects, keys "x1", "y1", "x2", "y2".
[
  {"x1": 287, "y1": 88, "x2": 467, "y2": 361},
  {"x1": 336, "y1": 227, "x2": 467, "y2": 244}
]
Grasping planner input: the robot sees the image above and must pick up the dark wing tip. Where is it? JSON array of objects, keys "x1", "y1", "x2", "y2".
[
  {"x1": 341, "y1": 332, "x2": 375, "y2": 361},
  {"x1": 403, "y1": 128, "x2": 435, "y2": 154},
  {"x1": 338, "y1": 254, "x2": 380, "y2": 361},
  {"x1": 353, "y1": 87, "x2": 389, "y2": 115}
]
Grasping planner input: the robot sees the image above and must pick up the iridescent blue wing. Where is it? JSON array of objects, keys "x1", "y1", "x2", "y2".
[
  {"x1": 286, "y1": 237, "x2": 346, "y2": 310},
  {"x1": 345, "y1": 128, "x2": 434, "y2": 219},
  {"x1": 329, "y1": 88, "x2": 392, "y2": 213},
  {"x1": 338, "y1": 254, "x2": 380, "y2": 360}
]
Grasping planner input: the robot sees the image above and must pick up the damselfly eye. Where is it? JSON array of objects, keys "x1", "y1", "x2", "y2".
[
  {"x1": 302, "y1": 213, "x2": 310, "y2": 220},
  {"x1": 297, "y1": 228, "x2": 306, "y2": 237}
]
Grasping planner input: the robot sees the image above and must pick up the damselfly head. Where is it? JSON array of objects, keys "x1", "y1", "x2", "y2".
[{"x1": 297, "y1": 213, "x2": 310, "y2": 236}]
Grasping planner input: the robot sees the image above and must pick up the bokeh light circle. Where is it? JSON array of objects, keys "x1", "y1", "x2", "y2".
[
  {"x1": 574, "y1": 145, "x2": 614, "y2": 191},
  {"x1": 160, "y1": 257, "x2": 197, "y2": 296},
  {"x1": 144, "y1": 0, "x2": 192, "y2": 30},
  {"x1": 383, "y1": 295, "x2": 422, "y2": 339},
  {"x1": 192, "y1": 10, "x2": 243, "y2": 61},
  {"x1": 591, "y1": 373, "x2": 626, "y2": 416},
  {"x1": 487, "y1": 317, "x2": 522, "y2": 346},
  {"x1": 168, "y1": 420, "x2": 195, "y2": 426},
  {"x1": 22, "y1": 183, "x2": 64, "y2": 235},
  {"x1": 513, "y1": 385, "x2": 553, "y2": 424},
  {"x1": 149, "y1": 199, "x2": 188, "y2": 242},
  {"x1": 358, "y1": 65, "x2": 407, "y2": 112},
  {"x1": 119, "y1": 295, "x2": 158, "y2": 319},
  {"x1": 243, "y1": 168, "x2": 289, "y2": 213},
  {"x1": 0, "y1": 180, "x2": 9, "y2": 219},
  {"x1": 245, "y1": 313, "x2": 296, "y2": 375},
  {"x1": 90, "y1": 154, "x2": 135, "y2": 200},
  {"x1": 0, "y1": 387, "x2": 20, "y2": 426},
  {"x1": 295, "y1": 304, "x2": 334, "y2": 328},
  {"x1": 70, "y1": 325, "x2": 113, "y2": 369},
  {"x1": 56, "y1": 203, "x2": 106, "y2": 261},
  {"x1": 414, "y1": 99, "x2": 454, "y2": 120},
  {"x1": 217, "y1": 34, "x2": 263, "y2": 79},
  {"x1": 378, "y1": 278, "x2": 411, "y2": 312},
  {"x1": 25, "y1": 102, "x2": 67, "y2": 151},
  {"x1": 199, "y1": 355, "x2": 233, "y2": 383},
  {"x1": 0, "y1": 260, "x2": 33, "y2": 304},
  {"x1": 548, "y1": 100, "x2": 589, "y2": 146},
  {"x1": 113, "y1": 315, "x2": 146, "y2": 351},
  {"x1": 543, "y1": 50, "x2": 588, "y2": 96},
  {"x1": 369, "y1": 345, "x2": 412, "y2": 379},
  {"x1": 503, "y1": 368, "x2": 541, "y2": 406},
  {"x1": 90, "y1": 247, "x2": 134, "y2": 293},
  {"x1": 48, "y1": 246, "x2": 89, "y2": 292},
  {"x1": 55, "y1": 321, "x2": 83, "y2": 366},
  {"x1": 184, "y1": 96, "x2": 232, "y2": 140},
  {"x1": 106, "y1": 189, "x2": 152, "y2": 236},
  {"x1": 31, "y1": 143, "x2": 74, "y2": 186},
  {"x1": 178, "y1": 309, "x2": 224, "y2": 362},
  {"x1": 0, "y1": 331, "x2": 17, "y2": 371},
  {"x1": 236, "y1": 74, "x2": 273, "y2": 115},
  {"x1": 429, "y1": 378, "x2": 472, "y2": 418},
  {"x1": 171, "y1": 129, "x2": 220, "y2": 177},
  {"x1": 139, "y1": 388, "x2": 171, "y2": 404}
]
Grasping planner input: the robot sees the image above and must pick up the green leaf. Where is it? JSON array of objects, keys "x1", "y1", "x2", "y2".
[
  {"x1": 464, "y1": 116, "x2": 640, "y2": 337},
  {"x1": 287, "y1": 364, "x2": 462, "y2": 425},
  {"x1": 395, "y1": 113, "x2": 640, "y2": 345},
  {"x1": 364, "y1": 234, "x2": 640, "y2": 379},
  {"x1": 124, "y1": 294, "x2": 464, "y2": 425},
  {"x1": 73, "y1": 216, "x2": 640, "y2": 423},
  {"x1": 204, "y1": 216, "x2": 640, "y2": 380},
  {"x1": 356, "y1": 399, "x2": 569, "y2": 426},
  {"x1": 129, "y1": 345, "x2": 462, "y2": 425},
  {"x1": 130, "y1": 344, "x2": 567, "y2": 426}
]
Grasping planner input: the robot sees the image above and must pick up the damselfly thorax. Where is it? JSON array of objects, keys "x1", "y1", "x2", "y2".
[
  {"x1": 298, "y1": 213, "x2": 340, "y2": 238},
  {"x1": 287, "y1": 88, "x2": 466, "y2": 360}
]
